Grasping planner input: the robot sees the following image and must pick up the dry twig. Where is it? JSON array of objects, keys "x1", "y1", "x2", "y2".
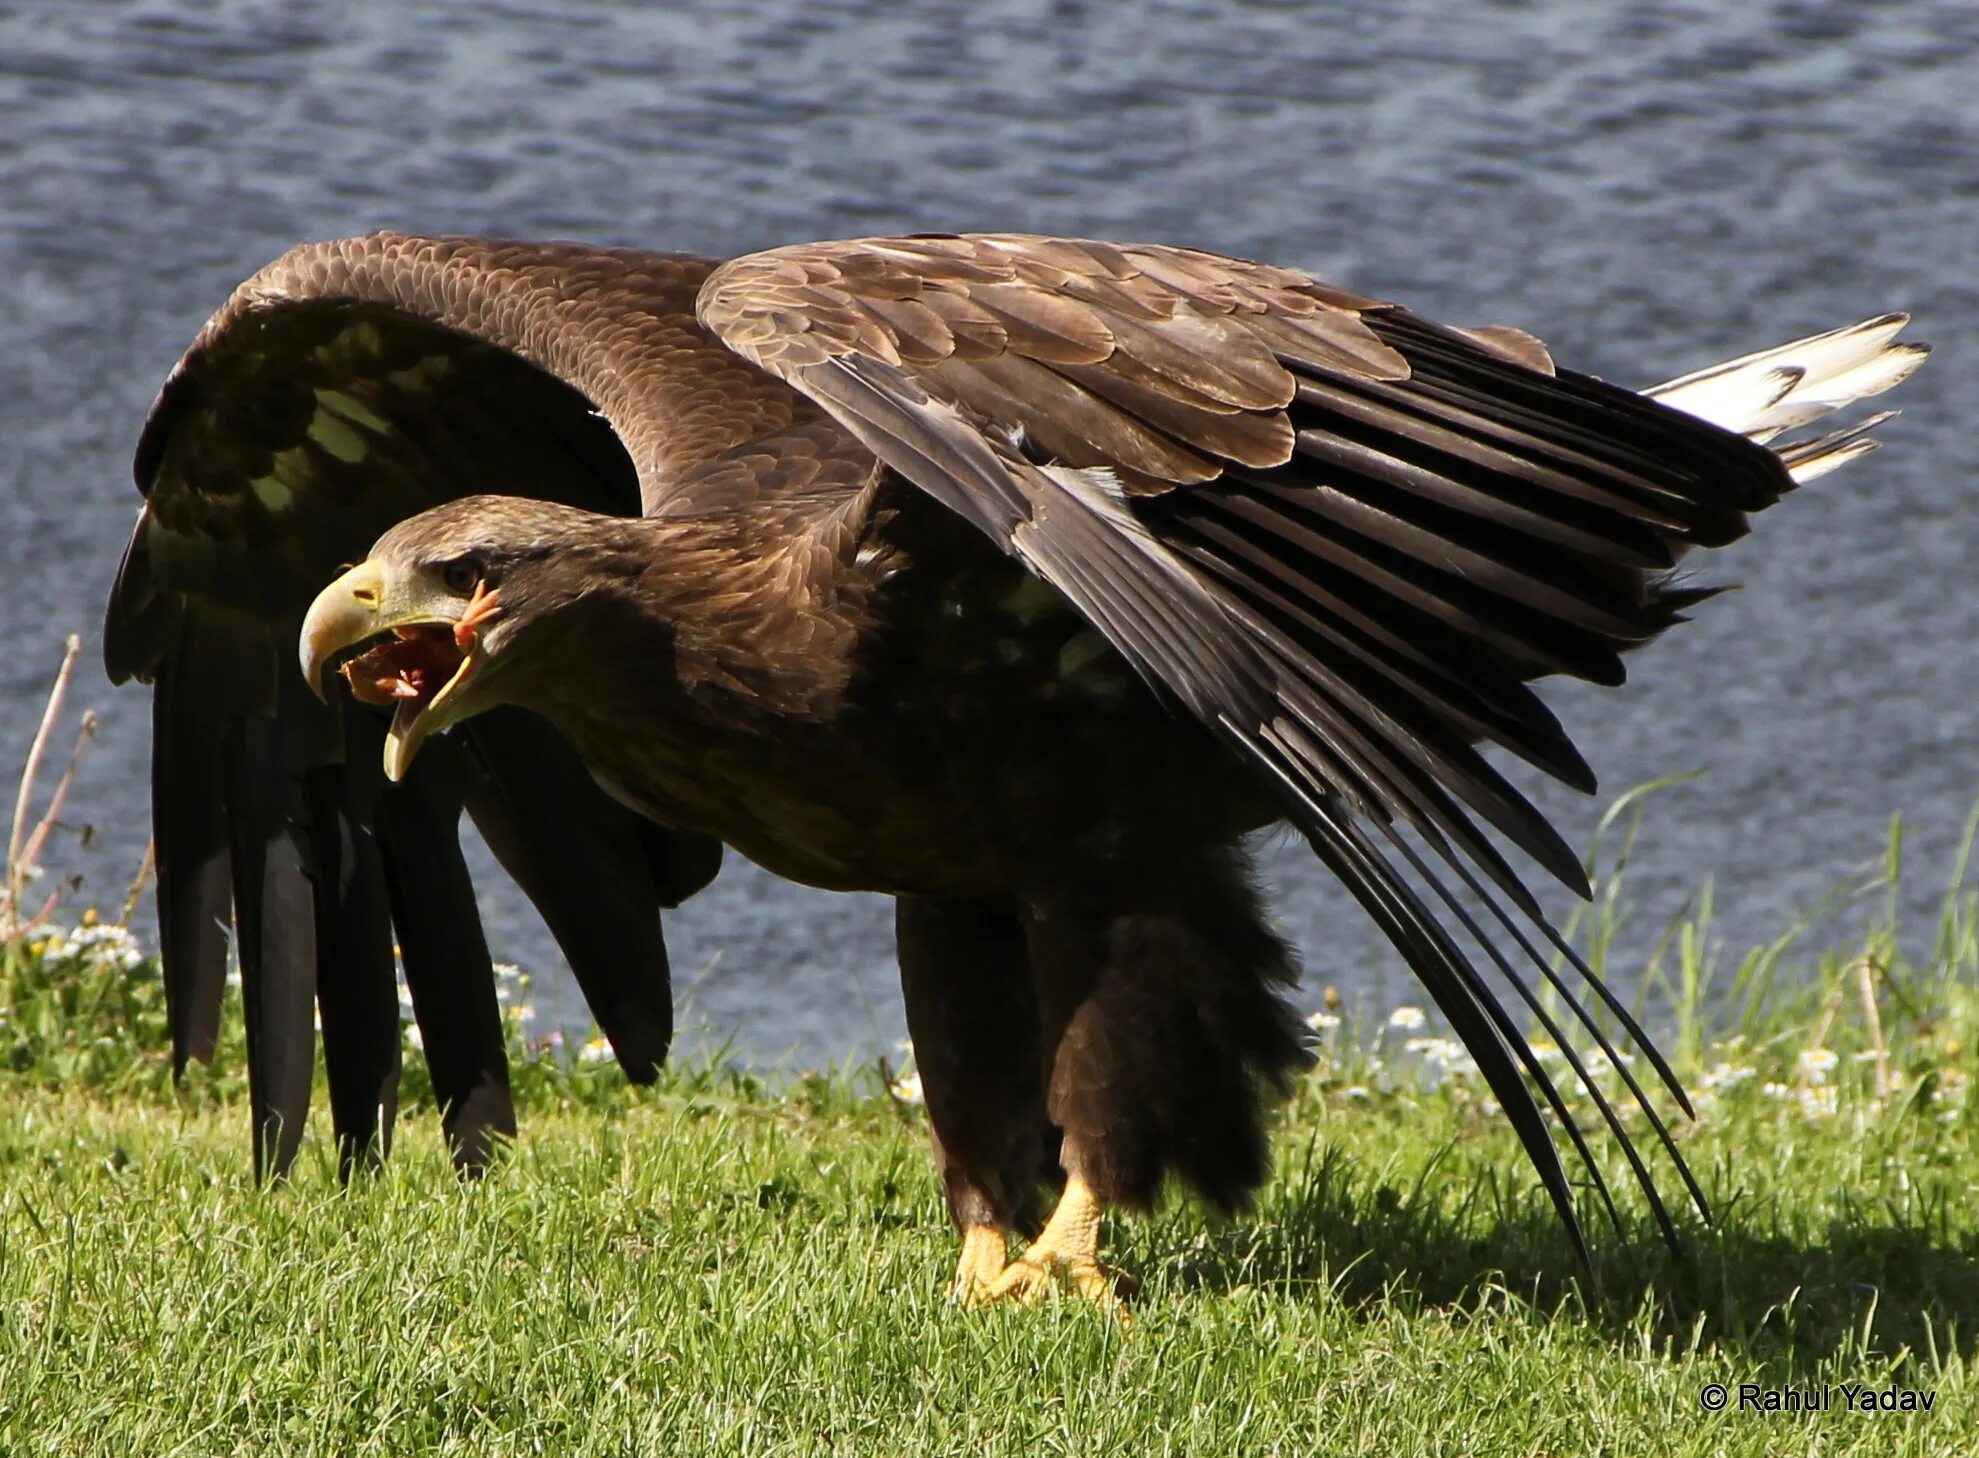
[{"x1": 5, "y1": 635, "x2": 82, "y2": 938}]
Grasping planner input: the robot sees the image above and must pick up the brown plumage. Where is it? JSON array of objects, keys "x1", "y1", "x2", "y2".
[
  {"x1": 112, "y1": 231, "x2": 1926, "y2": 1296},
  {"x1": 104, "y1": 242, "x2": 731, "y2": 1177}
]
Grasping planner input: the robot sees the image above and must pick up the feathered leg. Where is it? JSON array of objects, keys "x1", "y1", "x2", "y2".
[
  {"x1": 895, "y1": 893, "x2": 1057, "y2": 1302},
  {"x1": 984, "y1": 844, "x2": 1310, "y2": 1307}
]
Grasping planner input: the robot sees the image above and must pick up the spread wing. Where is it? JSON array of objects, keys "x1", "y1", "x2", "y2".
[
  {"x1": 698, "y1": 231, "x2": 1819, "y2": 1255},
  {"x1": 104, "y1": 234, "x2": 756, "y2": 1175}
]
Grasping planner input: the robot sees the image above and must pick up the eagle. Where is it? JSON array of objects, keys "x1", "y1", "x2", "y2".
[{"x1": 108, "y1": 232, "x2": 1924, "y2": 1303}]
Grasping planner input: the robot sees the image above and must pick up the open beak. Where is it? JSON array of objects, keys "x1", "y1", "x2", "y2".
[{"x1": 300, "y1": 561, "x2": 494, "y2": 782}]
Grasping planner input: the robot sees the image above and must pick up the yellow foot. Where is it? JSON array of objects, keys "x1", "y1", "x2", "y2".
[
  {"x1": 972, "y1": 1175, "x2": 1126, "y2": 1312},
  {"x1": 950, "y1": 1223, "x2": 1010, "y2": 1304}
]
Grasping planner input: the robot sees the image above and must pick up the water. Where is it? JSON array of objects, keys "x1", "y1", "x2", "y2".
[{"x1": 1, "y1": 0, "x2": 1974, "y2": 1068}]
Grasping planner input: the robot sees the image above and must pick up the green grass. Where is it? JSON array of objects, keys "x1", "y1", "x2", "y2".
[
  {"x1": 0, "y1": 798, "x2": 1974, "y2": 1454},
  {"x1": 1, "y1": 1038, "x2": 1974, "y2": 1455}
]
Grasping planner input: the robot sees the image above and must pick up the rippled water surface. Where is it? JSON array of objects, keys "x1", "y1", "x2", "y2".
[{"x1": 1, "y1": 0, "x2": 1975, "y2": 1065}]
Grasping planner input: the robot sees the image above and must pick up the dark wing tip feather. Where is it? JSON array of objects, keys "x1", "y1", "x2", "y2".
[
  {"x1": 303, "y1": 708, "x2": 404, "y2": 1177},
  {"x1": 219, "y1": 698, "x2": 320, "y2": 1181},
  {"x1": 151, "y1": 657, "x2": 230, "y2": 1073},
  {"x1": 461, "y1": 710, "x2": 707, "y2": 1085},
  {"x1": 1264, "y1": 763, "x2": 1595, "y2": 1268},
  {"x1": 375, "y1": 742, "x2": 518, "y2": 1172},
  {"x1": 643, "y1": 821, "x2": 726, "y2": 909},
  {"x1": 1388, "y1": 826, "x2": 1711, "y2": 1239}
]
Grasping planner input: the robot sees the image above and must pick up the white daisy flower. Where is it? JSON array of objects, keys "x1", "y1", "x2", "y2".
[
  {"x1": 1699, "y1": 1062, "x2": 1757, "y2": 1091},
  {"x1": 1797, "y1": 1085, "x2": 1838, "y2": 1120},
  {"x1": 1796, "y1": 1047, "x2": 1839, "y2": 1085},
  {"x1": 1404, "y1": 1036, "x2": 1474, "y2": 1075}
]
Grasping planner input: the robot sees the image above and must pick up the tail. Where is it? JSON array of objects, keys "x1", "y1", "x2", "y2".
[{"x1": 1645, "y1": 312, "x2": 1930, "y2": 483}]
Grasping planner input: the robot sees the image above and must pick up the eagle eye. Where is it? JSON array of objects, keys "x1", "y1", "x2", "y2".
[{"x1": 439, "y1": 556, "x2": 482, "y2": 595}]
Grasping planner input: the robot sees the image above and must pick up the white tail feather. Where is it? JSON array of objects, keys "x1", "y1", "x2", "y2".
[{"x1": 1642, "y1": 313, "x2": 1930, "y2": 483}]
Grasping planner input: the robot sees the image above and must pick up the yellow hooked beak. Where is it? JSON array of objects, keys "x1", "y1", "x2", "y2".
[
  {"x1": 300, "y1": 561, "x2": 389, "y2": 700},
  {"x1": 300, "y1": 560, "x2": 492, "y2": 782}
]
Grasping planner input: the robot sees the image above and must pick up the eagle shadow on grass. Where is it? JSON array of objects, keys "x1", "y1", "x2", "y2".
[{"x1": 1121, "y1": 1138, "x2": 1979, "y2": 1377}]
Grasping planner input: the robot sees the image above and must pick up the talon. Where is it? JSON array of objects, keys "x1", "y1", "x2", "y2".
[
  {"x1": 950, "y1": 1223, "x2": 1010, "y2": 1304},
  {"x1": 970, "y1": 1174, "x2": 1126, "y2": 1313},
  {"x1": 980, "y1": 1252, "x2": 1123, "y2": 1312}
]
